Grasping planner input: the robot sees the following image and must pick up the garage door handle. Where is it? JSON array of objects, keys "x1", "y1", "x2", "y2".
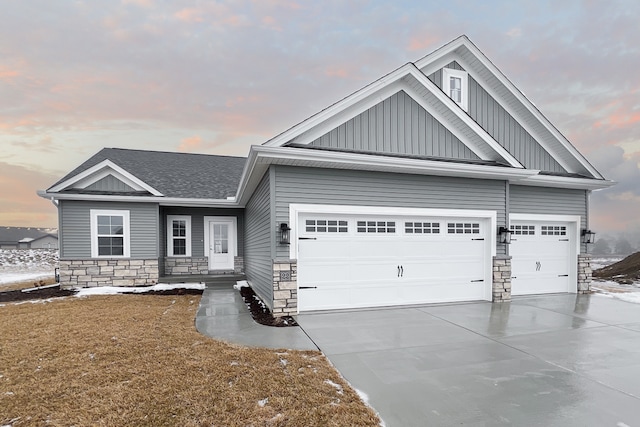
[
  {"x1": 299, "y1": 237, "x2": 317, "y2": 240},
  {"x1": 471, "y1": 238, "x2": 484, "y2": 241},
  {"x1": 559, "y1": 239, "x2": 569, "y2": 241},
  {"x1": 299, "y1": 286, "x2": 317, "y2": 289},
  {"x1": 558, "y1": 274, "x2": 569, "y2": 277}
]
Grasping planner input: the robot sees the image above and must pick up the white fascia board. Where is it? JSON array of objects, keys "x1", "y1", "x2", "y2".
[
  {"x1": 251, "y1": 145, "x2": 536, "y2": 181},
  {"x1": 38, "y1": 191, "x2": 240, "y2": 207},
  {"x1": 455, "y1": 42, "x2": 602, "y2": 178},
  {"x1": 262, "y1": 63, "x2": 419, "y2": 148},
  {"x1": 403, "y1": 68, "x2": 523, "y2": 168},
  {"x1": 48, "y1": 160, "x2": 164, "y2": 196},
  {"x1": 516, "y1": 175, "x2": 615, "y2": 190}
]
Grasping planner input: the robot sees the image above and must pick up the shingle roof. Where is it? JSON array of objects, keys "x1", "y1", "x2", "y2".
[
  {"x1": 0, "y1": 227, "x2": 58, "y2": 244},
  {"x1": 50, "y1": 148, "x2": 247, "y2": 199}
]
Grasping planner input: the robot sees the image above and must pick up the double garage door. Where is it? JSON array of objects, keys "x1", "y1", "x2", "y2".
[{"x1": 297, "y1": 211, "x2": 492, "y2": 311}]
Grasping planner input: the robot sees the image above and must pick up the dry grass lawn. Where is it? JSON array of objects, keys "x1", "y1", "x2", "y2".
[
  {"x1": 0, "y1": 295, "x2": 380, "y2": 426},
  {"x1": 0, "y1": 277, "x2": 57, "y2": 292}
]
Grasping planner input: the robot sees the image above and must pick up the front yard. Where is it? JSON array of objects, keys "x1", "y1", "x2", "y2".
[{"x1": 0, "y1": 294, "x2": 380, "y2": 426}]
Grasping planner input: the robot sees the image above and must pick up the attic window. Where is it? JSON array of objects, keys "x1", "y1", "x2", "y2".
[{"x1": 443, "y1": 68, "x2": 468, "y2": 111}]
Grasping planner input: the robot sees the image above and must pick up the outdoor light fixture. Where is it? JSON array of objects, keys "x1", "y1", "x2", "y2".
[
  {"x1": 279, "y1": 223, "x2": 291, "y2": 245},
  {"x1": 581, "y1": 229, "x2": 596, "y2": 244},
  {"x1": 498, "y1": 226, "x2": 512, "y2": 244}
]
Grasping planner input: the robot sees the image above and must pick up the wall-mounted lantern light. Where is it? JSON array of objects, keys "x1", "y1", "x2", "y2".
[
  {"x1": 279, "y1": 223, "x2": 291, "y2": 245},
  {"x1": 498, "y1": 226, "x2": 512, "y2": 244},
  {"x1": 581, "y1": 229, "x2": 596, "y2": 244}
]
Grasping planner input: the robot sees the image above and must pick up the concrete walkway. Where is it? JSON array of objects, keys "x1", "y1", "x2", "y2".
[
  {"x1": 297, "y1": 293, "x2": 640, "y2": 426},
  {"x1": 195, "y1": 283, "x2": 317, "y2": 351}
]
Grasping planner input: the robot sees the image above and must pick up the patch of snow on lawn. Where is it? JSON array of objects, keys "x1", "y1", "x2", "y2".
[
  {"x1": 257, "y1": 398, "x2": 268, "y2": 407},
  {"x1": 0, "y1": 249, "x2": 58, "y2": 287},
  {"x1": 591, "y1": 256, "x2": 623, "y2": 270},
  {"x1": 592, "y1": 280, "x2": 640, "y2": 304},
  {"x1": 233, "y1": 280, "x2": 248, "y2": 290},
  {"x1": 324, "y1": 379, "x2": 344, "y2": 395},
  {"x1": 75, "y1": 283, "x2": 204, "y2": 297}
]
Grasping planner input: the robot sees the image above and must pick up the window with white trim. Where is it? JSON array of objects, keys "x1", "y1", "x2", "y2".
[
  {"x1": 167, "y1": 215, "x2": 191, "y2": 256},
  {"x1": 405, "y1": 222, "x2": 440, "y2": 234},
  {"x1": 90, "y1": 209, "x2": 130, "y2": 258},
  {"x1": 541, "y1": 225, "x2": 566, "y2": 236},
  {"x1": 357, "y1": 221, "x2": 396, "y2": 233},
  {"x1": 447, "y1": 222, "x2": 480, "y2": 234},
  {"x1": 305, "y1": 219, "x2": 348, "y2": 233},
  {"x1": 511, "y1": 225, "x2": 535, "y2": 235},
  {"x1": 442, "y1": 68, "x2": 468, "y2": 111}
]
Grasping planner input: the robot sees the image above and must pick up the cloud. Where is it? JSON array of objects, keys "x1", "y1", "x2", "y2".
[
  {"x1": 0, "y1": 163, "x2": 58, "y2": 227},
  {"x1": 177, "y1": 135, "x2": 203, "y2": 152}
]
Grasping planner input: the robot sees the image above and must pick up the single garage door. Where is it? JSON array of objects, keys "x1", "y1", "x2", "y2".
[
  {"x1": 510, "y1": 221, "x2": 573, "y2": 296},
  {"x1": 297, "y1": 213, "x2": 492, "y2": 311}
]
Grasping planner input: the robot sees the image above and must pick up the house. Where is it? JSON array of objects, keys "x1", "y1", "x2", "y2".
[
  {"x1": 0, "y1": 227, "x2": 58, "y2": 250},
  {"x1": 39, "y1": 36, "x2": 613, "y2": 316}
]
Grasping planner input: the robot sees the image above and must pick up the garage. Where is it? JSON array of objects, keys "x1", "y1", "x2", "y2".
[
  {"x1": 295, "y1": 207, "x2": 495, "y2": 312},
  {"x1": 510, "y1": 217, "x2": 578, "y2": 296}
]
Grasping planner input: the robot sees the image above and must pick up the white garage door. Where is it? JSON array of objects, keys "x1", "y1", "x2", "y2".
[
  {"x1": 510, "y1": 221, "x2": 573, "y2": 296},
  {"x1": 297, "y1": 213, "x2": 492, "y2": 311}
]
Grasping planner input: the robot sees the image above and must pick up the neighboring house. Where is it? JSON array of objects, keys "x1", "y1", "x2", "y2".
[
  {"x1": 39, "y1": 36, "x2": 613, "y2": 316},
  {"x1": 0, "y1": 227, "x2": 58, "y2": 250}
]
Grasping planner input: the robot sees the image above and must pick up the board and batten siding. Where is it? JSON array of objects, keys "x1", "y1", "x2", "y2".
[
  {"x1": 160, "y1": 207, "x2": 245, "y2": 258},
  {"x1": 273, "y1": 165, "x2": 508, "y2": 258},
  {"x1": 83, "y1": 175, "x2": 136, "y2": 192},
  {"x1": 428, "y1": 62, "x2": 565, "y2": 173},
  {"x1": 308, "y1": 90, "x2": 479, "y2": 161},
  {"x1": 59, "y1": 200, "x2": 159, "y2": 259},
  {"x1": 509, "y1": 185, "x2": 588, "y2": 253},
  {"x1": 244, "y1": 172, "x2": 274, "y2": 308}
]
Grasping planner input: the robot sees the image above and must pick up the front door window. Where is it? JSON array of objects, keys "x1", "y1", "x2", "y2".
[{"x1": 213, "y1": 224, "x2": 229, "y2": 254}]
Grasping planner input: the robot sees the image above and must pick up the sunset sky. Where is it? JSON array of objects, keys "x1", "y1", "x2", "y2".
[{"x1": 1, "y1": 0, "x2": 639, "y2": 235}]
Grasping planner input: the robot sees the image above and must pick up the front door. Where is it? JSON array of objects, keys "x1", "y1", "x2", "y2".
[{"x1": 205, "y1": 217, "x2": 236, "y2": 271}]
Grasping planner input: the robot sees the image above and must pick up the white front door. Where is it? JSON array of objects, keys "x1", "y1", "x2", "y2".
[{"x1": 205, "y1": 217, "x2": 237, "y2": 271}]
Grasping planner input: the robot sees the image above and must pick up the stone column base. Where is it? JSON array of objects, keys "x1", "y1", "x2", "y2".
[
  {"x1": 578, "y1": 254, "x2": 592, "y2": 293},
  {"x1": 493, "y1": 256, "x2": 512, "y2": 302},
  {"x1": 272, "y1": 259, "x2": 298, "y2": 317}
]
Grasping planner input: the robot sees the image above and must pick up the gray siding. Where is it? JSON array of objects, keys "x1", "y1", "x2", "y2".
[
  {"x1": 59, "y1": 200, "x2": 159, "y2": 259},
  {"x1": 273, "y1": 165, "x2": 508, "y2": 257},
  {"x1": 309, "y1": 90, "x2": 479, "y2": 161},
  {"x1": 160, "y1": 207, "x2": 245, "y2": 259},
  {"x1": 428, "y1": 63, "x2": 565, "y2": 173},
  {"x1": 84, "y1": 175, "x2": 136, "y2": 192},
  {"x1": 509, "y1": 185, "x2": 588, "y2": 253},
  {"x1": 244, "y1": 172, "x2": 273, "y2": 308}
]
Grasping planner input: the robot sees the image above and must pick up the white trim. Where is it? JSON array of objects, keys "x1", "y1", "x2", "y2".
[
  {"x1": 442, "y1": 68, "x2": 468, "y2": 111},
  {"x1": 38, "y1": 190, "x2": 239, "y2": 207},
  {"x1": 512, "y1": 174, "x2": 615, "y2": 190},
  {"x1": 509, "y1": 213, "x2": 581, "y2": 294},
  {"x1": 203, "y1": 216, "x2": 238, "y2": 270},
  {"x1": 90, "y1": 209, "x2": 131, "y2": 258},
  {"x1": 166, "y1": 215, "x2": 192, "y2": 257},
  {"x1": 289, "y1": 203, "x2": 497, "y2": 263},
  {"x1": 49, "y1": 160, "x2": 163, "y2": 196},
  {"x1": 415, "y1": 35, "x2": 603, "y2": 178}
]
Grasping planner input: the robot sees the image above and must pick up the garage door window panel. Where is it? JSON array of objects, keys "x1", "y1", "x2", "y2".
[
  {"x1": 541, "y1": 225, "x2": 567, "y2": 236},
  {"x1": 447, "y1": 222, "x2": 480, "y2": 234},
  {"x1": 405, "y1": 222, "x2": 440, "y2": 234},
  {"x1": 511, "y1": 225, "x2": 535, "y2": 235},
  {"x1": 305, "y1": 219, "x2": 348, "y2": 233},
  {"x1": 357, "y1": 221, "x2": 396, "y2": 233}
]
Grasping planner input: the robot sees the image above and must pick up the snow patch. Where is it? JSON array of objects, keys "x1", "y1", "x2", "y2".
[
  {"x1": 74, "y1": 283, "x2": 204, "y2": 297},
  {"x1": 257, "y1": 398, "x2": 268, "y2": 407},
  {"x1": 233, "y1": 280, "x2": 249, "y2": 290},
  {"x1": 324, "y1": 379, "x2": 344, "y2": 395}
]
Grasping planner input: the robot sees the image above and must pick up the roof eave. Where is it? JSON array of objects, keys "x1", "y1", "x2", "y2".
[{"x1": 37, "y1": 190, "x2": 241, "y2": 208}]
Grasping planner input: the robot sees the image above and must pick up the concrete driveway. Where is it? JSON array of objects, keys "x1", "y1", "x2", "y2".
[{"x1": 297, "y1": 294, "x2": 640, "y2": 426}]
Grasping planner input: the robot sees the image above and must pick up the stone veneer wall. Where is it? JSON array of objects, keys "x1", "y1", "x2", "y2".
[
  {"x1": 59, "y1": 259, "x2": 159, "y2": 289},
  {"x1": 164, "y1": 257, "x2": 209, "y2": 275},
  {"x1": 577, "y1": 254, "x2": 592, "y2": 293},
  {"x1": 272, "y1": 259, "x2": 297, "y2": 317},
  {"x1": 493, "y1": 255, "x2": 512, "y2": 302}
]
